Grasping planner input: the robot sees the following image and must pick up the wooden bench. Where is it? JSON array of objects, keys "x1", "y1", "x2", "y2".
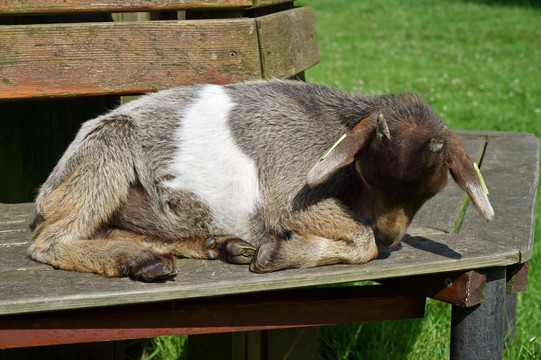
[{"x1": 0, "y1": 2, "x2": 539, "y2": 360}]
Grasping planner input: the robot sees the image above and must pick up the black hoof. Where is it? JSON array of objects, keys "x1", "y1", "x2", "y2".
[
  {"x1": 213, "y1": 236, "x2": 256, "y2": 264},
  {"x1": 250, "y1": 235, "x2": 283, "y2": 273},
  {"x1": 124, "y1": 254, "x2": 178, "y2": 282},
  {"x1": 226, "y1": 238, "x2": 256, "y2": 264}
]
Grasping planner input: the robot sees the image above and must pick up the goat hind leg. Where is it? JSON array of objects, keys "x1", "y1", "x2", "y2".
[
  {"x1": 29, "y1": 226, "x2": 178, "y2": 281},
  {"x1": 28, "y1": 121, "x2": 178, "y2": 281},
  {"x1": 250, "y1": 230, "x2": 378, "y2": 273}
]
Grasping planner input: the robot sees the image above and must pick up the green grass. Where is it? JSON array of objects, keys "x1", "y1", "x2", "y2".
[
  {"x1": 140, "y1": 0, "x2": 541, "y2": 358},
  {"x1": 305, "y1": 0, "x2": 541, "y2": 359},
  {"x1": 127, "y1": 336, "x2": 187, "y2": 360}
]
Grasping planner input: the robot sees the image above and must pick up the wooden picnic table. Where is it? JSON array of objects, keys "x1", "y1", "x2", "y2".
[{"x1": 0, "y1": 130, "x2": 538, "y2": 360}]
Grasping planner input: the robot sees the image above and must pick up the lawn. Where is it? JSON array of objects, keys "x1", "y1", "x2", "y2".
[
  {"x1": 305, "y1": 0, "x2": 541, "y2": 359},
  {"x1": 140, "y1": 0, "x2": 541, "y2": 358}
]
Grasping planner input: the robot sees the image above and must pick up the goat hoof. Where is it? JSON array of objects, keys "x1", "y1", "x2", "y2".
[
  {"x1": 204, "y1": 237, "x2": 221, "y2": 260},
  {"x1": 228, "y1": 253, "x2": 253, "y2": 264},
  {"x1": 214, "y1": 236, "x2": 256, "y2": 264},
  {"x1": 226, "y1": 238, "x2": 256, "y2": 260},
  {"x1": 129, "y1": 254, "x2": 178, "y2": 282},
  {"x1": 250, "y1": 235, "x2": 282, "y2": 273}
]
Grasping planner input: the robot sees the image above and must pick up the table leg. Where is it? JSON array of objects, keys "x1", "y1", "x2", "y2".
[
  {"x1": 450, "y1": 267, "x2": 505, "y2": 360},
  {"x1": 504, "y1": 293, "x2": 517, "y2": 346}
]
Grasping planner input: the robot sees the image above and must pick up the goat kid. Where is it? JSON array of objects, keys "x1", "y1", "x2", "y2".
[{"x1": 28, "y1": 80, "x2": 494, "y2": 281}]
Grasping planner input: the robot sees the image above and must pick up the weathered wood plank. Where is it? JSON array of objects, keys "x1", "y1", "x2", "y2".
[
  {"x1": 0, "y1": 0, "x2": 253, "y2": 15},
  {"x1": 0, "y1": 239, "x2": 49, "y2": 272},
  {"x1": 383, "y1": 270, "x2": 487, "y2": 307},
  {"x1": 0, "y1": 286, "x2": 425, "y2": 349},
  {"x1": 0, "y1": 203, "x2": 34, "y2": 226},
  {"x1": 256, "y1": 6, "x2": 319, "y2": 79},
  {"x1": 411, "y1": 131, "x2": 488, "y2": 233},
  {"x1": 0, "y1": 19, "x2": 261, "y2": 99},
  {"x1": 459, "y1": 132, "x2": 540, "y2": 262},
  {"x1": 0, "y1": 225, "x2": 519, "y2": 316},
  {"x1": 506, "y1": 262, "x2": 528, "y2": 294},
  {"x1": 252, "y1": 0, "x2": 293, "y2": 9}
]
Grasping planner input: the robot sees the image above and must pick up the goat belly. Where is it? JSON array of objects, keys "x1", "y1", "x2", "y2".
[{"x1": 163, "y1": 84, "x2": 263, "y2": 241}]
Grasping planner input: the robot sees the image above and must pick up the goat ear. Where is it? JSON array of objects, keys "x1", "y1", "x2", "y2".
[
  {"x1": 446, "y1": 131, "x2": 494, "y2": 221},
  {"x1": 307, "y1": 117, "x2": 374, "y2": 187}
]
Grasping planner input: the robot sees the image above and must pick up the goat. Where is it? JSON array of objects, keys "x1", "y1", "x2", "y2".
[{"x1": 28, "y1": 80, "x2": 494, "y2": 281}]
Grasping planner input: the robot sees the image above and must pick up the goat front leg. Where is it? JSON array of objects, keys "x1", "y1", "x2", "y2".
[
  {"x1": 105, "y1": 230, "x2": 256, "y2": 264},
  {"x1": 250, "y1": 227, "x2": 378, "y2": 273}
]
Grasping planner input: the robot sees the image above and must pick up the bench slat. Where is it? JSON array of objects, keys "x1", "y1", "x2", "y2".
[
  {"x1": 256, "y1": 7, "x2": 319, "y2": 78},
  {"x1": 0, "y1": 19, "x2": 262, "y2": 99},
  {"x1": 0, "y1": 0, "x2": 253, "y2": 15},
  {"x1": 0, "y1": 7, "x2": 318, "y2": 100},
  {"x1": 0, "y1": 227, "x2": 519, "y2": 316},
  {"x1": 459, "y1": 132, "x2": 540, "y2": 263}
]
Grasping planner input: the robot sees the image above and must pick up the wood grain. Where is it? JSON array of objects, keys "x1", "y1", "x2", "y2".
[
  {"x1": 383, "y1": 270, "x2": 487, "y2": 307},
  {"x1": 0, "y1": 286, "x2": 425, "y2": 349},
  {"x1": 0, "y1": 0, "x2": 253, "y2": 14},
  {"x1": 459, "y1": 132, "x2": 540, "y2": 262},
  {"x1": 0, "y1": 19, "x2": 262, "y2": 99},
  {"x1": 0, "y1": 222, "x2": 519, "y2": 316},
  {"x1": 506, "y1": 262, "x2": 528, "y2": 294},
  {"x1": 256, "y1": 6, "x2": 319, "y2": 78},
  {"x1": 0, "y1": 8, "x2": 319, "y2": 99}
]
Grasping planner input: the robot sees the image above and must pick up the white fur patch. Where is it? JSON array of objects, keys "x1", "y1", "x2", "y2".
[{"x1": 166, "y1": 85, "x2": 262, "y2": 240}]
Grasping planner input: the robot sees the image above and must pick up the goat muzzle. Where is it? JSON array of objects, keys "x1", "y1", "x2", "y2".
[{"x1": 374, "y1": 226, "x2": 405, "y2": 248}]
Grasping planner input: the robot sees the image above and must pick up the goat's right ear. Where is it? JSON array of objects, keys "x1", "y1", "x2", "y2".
[
  {"x1": 307, "y1": 116, "x2": 376, "y2": 187},
  {"x1": 446, "y1": 131, "x2": 494, "y2": 221}
]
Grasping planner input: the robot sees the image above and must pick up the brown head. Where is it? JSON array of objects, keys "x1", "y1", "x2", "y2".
[{"x1": 307, "y1": 94, "x2": 493, "y2": 249}]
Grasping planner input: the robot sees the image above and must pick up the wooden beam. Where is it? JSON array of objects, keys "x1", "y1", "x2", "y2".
[
  {"x1": 384, "y1": 262, "x2": 531, "y2": 307},
  {"x1": 506, "y1": 262, "x2": 528, "y2": 294},
  {"x1": 0, "y1": 7, "x2": 320, "y2": 100},
  {"x1": 459, "y1": 132, "x2": 540, "y2": 263},
  {"x1": 383, "y1": 270, "x2": 487, "y2": 307},
  {"x1": 256, "y1": 7, "x2": 319, "y2": 79},
  {"x1": 0, "y1": 19, "x2": 261, "y2": 100},
  {"x1": 0, "y1": 0, "x2": 253, "y2": 15},
  {"x1": 0, "y1": 285, "x2": 425, "y2": 349}
]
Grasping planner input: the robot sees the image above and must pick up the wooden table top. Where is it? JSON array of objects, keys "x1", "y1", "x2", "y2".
[{"x1": 0, "y1": 130, "x2": 538, "y2": 316}]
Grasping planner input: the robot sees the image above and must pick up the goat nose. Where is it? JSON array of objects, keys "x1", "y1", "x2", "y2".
[{"x1": 374, "y1": 227, "x2": 403, "y2": 248}]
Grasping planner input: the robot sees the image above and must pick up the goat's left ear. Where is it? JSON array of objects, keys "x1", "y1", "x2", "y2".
[
  {"x1": 307, "y1": 114, "x2": 379, "y2": 187},
  {"x1": 446, "y1": 131, "x2": 494, "y2": 221}
]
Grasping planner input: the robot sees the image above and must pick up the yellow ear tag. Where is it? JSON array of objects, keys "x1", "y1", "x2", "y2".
[
  {"x1": 320, "y1": 134, "x2": 347, "y2": 161},
  {"x1": 473, "y1": 162, "x2": 489, "y2": 195}
]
